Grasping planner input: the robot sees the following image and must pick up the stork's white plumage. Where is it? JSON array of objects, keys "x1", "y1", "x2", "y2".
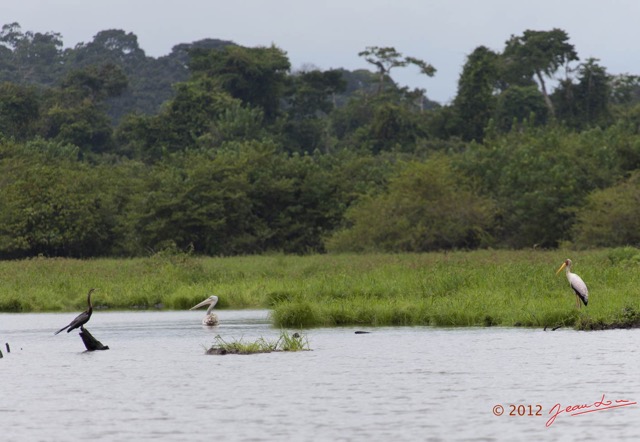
[{"x1": 556, "y1": 259, "x2": 588, "y2": 308}]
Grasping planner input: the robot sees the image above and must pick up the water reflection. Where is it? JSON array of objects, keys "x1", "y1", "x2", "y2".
[{"x1": 1, "y1": 311, "x2": 638, "y2": 441}]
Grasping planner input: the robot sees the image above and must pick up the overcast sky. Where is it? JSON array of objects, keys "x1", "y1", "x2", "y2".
[{"x1": 4, "y1": 0, "x2": 640, "y2": 104}]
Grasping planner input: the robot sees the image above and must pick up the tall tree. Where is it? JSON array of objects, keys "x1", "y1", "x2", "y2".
[
  {"x1": 453, "y1": 46, "x2": 500, "y2": 141},
  {"x1": 38, "y1": 64, "x2": 127, "y2": 155},
  {"x1": 502, "y1": 29, "x2": 578, "y2": 117},
  {"x1": 282, "y1": 68, "x2": 346, "y2": 153},
  {"x1": 71, "y1": 29, "x2": 146, "y2": 64},
  {"x1": 553, "y1": 58, "x2": 610, "y2": 128},
  {"x1": 0, "y1": 22, "x2": 63, "y2": 85},
  {"x1": 188, "y1": 44, "x2": 291, "y2": 121},
  {"x1": 358, "y1": 46, "x2": 436, "y2": 93}
]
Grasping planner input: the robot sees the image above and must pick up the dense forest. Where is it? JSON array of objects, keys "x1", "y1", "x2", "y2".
[{"x1": 1, "y1": 22, "x2": 640, "y2": 259}]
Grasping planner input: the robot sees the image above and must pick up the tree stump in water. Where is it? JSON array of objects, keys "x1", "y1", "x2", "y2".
[{"x1": 79, "y1": 327, "x2": 109, "y2": 351}]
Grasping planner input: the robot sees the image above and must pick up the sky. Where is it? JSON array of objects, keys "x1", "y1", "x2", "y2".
[{"x1": 4, "y1": 0, "x2": 640, "y2": 104}]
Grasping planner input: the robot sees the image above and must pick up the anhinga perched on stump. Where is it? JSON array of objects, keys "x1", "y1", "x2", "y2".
[
  {"x1": 54, "y1": 288, "x2": 108, "y2": 351},
  {"x1": 55, "y1": 288, "x2": 96, "y2": 335}
]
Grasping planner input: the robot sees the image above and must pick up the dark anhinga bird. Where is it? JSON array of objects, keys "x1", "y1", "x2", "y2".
[{"x1": 54, "y1": 288, "x2": 96, "y2": 335}]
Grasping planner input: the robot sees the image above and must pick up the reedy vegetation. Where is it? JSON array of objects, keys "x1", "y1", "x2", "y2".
[
  {"x1": 208, "y1": 331, "x2": 309, "y2": 354},
  {"x1": 1, "y1": 249, "x2": 639, "y2": 330}
]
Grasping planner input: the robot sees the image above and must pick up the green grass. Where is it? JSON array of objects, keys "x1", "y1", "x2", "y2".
[
  {"x1": 206, "y1": 331, "x2": 310, "y2": 354},
  {"x1": 1, "y1": 248, "x2": 640, "y2": 330},
  {"x1": 267, "y1": 248, "x2": 640, "y2": 330}
]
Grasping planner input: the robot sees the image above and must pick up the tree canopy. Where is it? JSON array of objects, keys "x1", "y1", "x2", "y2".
[{"x1": 1, "y1": 23, "x2": 640, "y2": 258}]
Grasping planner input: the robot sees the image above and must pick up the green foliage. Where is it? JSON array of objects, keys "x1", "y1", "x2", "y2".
[
  {"x1": 115, "y1": 79, "x2": 240, "y2": 160},
  {"x1": 572, "y1": 173, "x2": 640, "y2": 247},
  {"x1": 134, "y1": 142, "x2": 359, "y2": 255},
  {"x1": 459, "y1": 125, "x2": 622, "y2": 248},
  {"x1": 358, "y1": 46, "x2": 436, "y2": 93},
  {"x1": 329, "y1": 91, "x2": 431, "y2": 153},
  {"x1": 268, "y1": 250, "x2": 640, "y2": 329},
  {"x1": 452, "y1": 46, "x2": 500, "y2": 141},
  {"x1": 494, "y1": 85, "x2": 548, "y2": 131},
  {"x1": 287, "y1": 69, "x2": 346, "y2": 118},
  {"x1": 280, "y1": 68, "x2": 346, "y2": 153},
  {"x1": 207, "y1": 331, "x2": 309, "y2": 354},
  {"x1": 502, "y1": 28, "x2": 578, "y2": 83},
  {"x1": 189, "y1": 44, "x2": 291, "y2": 121},
  {"x1": 1, "y1": 159, "x2": 110, "y2": 257},
  {"x1": 204, "y1": 102, "x2": 266, "y2": 147},
  {"x1": 1, "y1": 251, "x2": 639, "y2": 332},
  {"x1": 61, "y1": 63, "x2": 128, "y2": 102},
  {"x1": 553, "y1": 58, "x2": 611, "y2": 129},
  {"x1": 605, "y1": 247, "x2": 640, "y2": 265},
  {"x1": 160, "y1": 79, "x2": 239, "y2": 149},
  {"x1": 0, "y1": 22, "x2": 63, "y2": 85},
  {"x1": 39, "y1": 101, "x2": 114, "y2": 155},
  {"x1": 502, "y1": 28, "x2": 578, "y2": 116},
  {"x1": 0, "y1": 142, "x2": 147, "y2": 257},
  {"x1": 0, "y1": 82, "x2": 40, "y2": 140},
  {"x1": 270, "y1": 301, "x2": 320, "y2": 328},
  {"x1": 327, "y1": 155, "x2": 495, "y2": 252},
  {"x1": 24, "y1": 63, "x2": 130, "y2": 156},
  {"x1": 4, "y1": 22, "x2": 640, "y2": 258}
]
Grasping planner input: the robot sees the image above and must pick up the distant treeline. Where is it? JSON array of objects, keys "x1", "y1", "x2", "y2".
[{"x1": 1, "y1": 23, "x2": 640, "y2": 258}]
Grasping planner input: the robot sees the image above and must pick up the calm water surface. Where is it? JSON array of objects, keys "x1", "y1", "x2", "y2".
[{"x1": 1, "y1": 310, "x2": 638, "y2": 441}]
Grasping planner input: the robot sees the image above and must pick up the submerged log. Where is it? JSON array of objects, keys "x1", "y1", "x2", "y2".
[
  {"x1": 543, "y1": 324, "x2": 563, "y2": 331},
  {"x1": 79, "y1": 327, "x2": 109, "y2": 351}
]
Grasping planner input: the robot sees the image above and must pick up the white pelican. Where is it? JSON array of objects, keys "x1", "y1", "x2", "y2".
[
  {"x1": 190, "y1": 295, "x2": 219, "y2": 326},
  {"x1": 556, "y1": 259, "x2": 588, "y2": 308},
  {"x1": 55, "y1": 288, "x2": 97, "y2": 334}
]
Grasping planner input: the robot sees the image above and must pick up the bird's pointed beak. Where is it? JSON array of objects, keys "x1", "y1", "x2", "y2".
[
  {"x1": 190, "y1": 298, "x2": 212, "y2": 310},
  {"x1": 555, "y1": 262, "x2": 567, "y2": 275}
]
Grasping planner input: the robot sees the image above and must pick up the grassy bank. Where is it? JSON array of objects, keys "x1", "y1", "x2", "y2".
[{"x1": 1, "y1": 248, "x2": 639, "y2": 330}]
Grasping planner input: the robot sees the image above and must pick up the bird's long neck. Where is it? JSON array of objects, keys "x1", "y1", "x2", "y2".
[
  {"x1": 206, "y1": 303, "x2": 215, "y2": 315},
  {"x1": 565, "y1": 266, "x2": 572, "y2": 281},
  {"x1": 87, "y1": 289, "x2": 94, "y2": 311}
]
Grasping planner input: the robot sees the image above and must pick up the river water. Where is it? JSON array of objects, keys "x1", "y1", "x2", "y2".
[{"x1": 1, "y1": 310, "x2": 638, "y2": 441}]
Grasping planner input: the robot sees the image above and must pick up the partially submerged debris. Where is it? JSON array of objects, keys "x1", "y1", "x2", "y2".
[
  {"x1": 205, "y1": 331, "x2": 309, "y2": 355},
  {"x1": 79, "y1": 327, "x2": 109, "y2": 351}
]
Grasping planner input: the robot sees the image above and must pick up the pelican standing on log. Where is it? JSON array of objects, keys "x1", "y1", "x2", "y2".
[
  {"x1": 54, "y1": 288, "x2": 97, "y2": 334},
  {"x1": 556, "y1": 259, "x2": 588, "y2": 308},
  {"x1": 190, "y1": 295, "x2": 219, "y2": 326}
]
